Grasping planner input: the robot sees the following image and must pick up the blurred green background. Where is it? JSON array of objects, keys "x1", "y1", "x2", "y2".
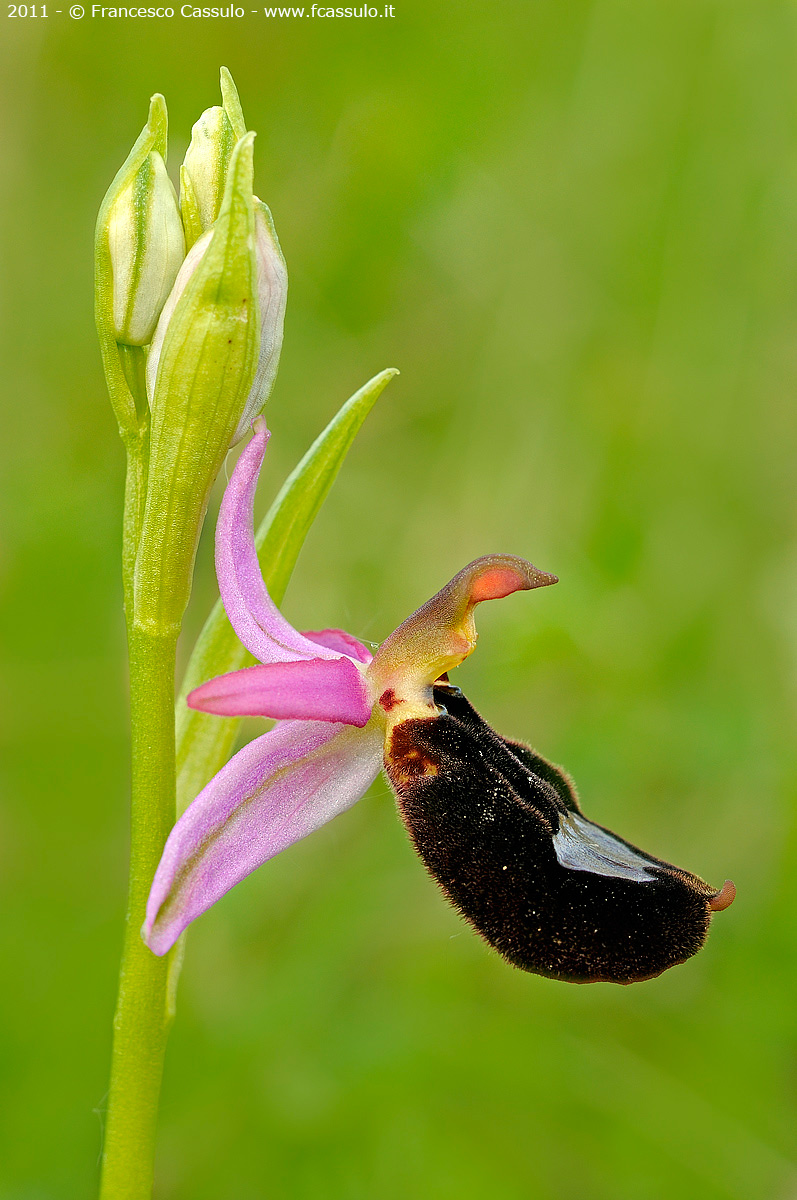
[{"x1": 2, "y1": 1, "x2": 797, "y2": 1196}]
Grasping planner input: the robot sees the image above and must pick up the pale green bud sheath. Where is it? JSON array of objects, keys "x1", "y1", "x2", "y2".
[
  {"x1": 143, "y1": 228, "x2": 213, "y2": 397},
  {"x1": 95, "y1": 94, "x2": 170, "y2": 435},
  {"x1": 134, "y1": 132, "x2": 260, "y2": 635},
  {"x1": 108, "y1": 151, "x2": 184, "y2": 346}
]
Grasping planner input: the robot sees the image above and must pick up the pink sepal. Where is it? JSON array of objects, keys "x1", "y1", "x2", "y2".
[
  {"x1": 216, "y1": 424, "x2": 343, "y2": 665},
  {"x1": 303, "y1": 628, "x2": 373, "y2": 664},
  {"x1": 188, "y1": 657, "x2": 373, "y2": 726},
  {"x1": 143, "y1": 719, "x2": 383, "y2": 955}
]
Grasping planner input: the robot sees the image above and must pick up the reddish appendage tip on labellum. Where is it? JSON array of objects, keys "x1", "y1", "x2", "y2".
[
  {"x1": 369, "y1": 554, "x2": 559, "y2": 716},
  {"x1": 470, "y1": 566, "x2": 558, "y2": 603},
  {"x1": 708, "y1": 880, "x2": 736, "y2": 912}
]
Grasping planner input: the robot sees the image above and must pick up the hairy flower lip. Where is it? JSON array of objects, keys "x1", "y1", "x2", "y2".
[{"x1": 386, "y1": 686, "x2": 734, "y2": 984}]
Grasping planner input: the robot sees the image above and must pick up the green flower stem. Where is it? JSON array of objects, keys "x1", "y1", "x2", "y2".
[
  {"x1": 100, "y1": 444, "x2": 180, "y2": 1200},
  {"x1": 99, "y1": 626, "x2": 178, "y2": 1200},
  {"x1": 120, "y1": 408, "x2": 149, "y2": 618}
]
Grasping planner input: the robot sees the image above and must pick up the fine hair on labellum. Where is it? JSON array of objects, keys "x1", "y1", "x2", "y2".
[{"x1": 385, "y1": 687, "x2": 734, "y2": 985}]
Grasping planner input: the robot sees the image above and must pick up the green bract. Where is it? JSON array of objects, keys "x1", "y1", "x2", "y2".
[
  {"x1": 136, "y1": 133, "x2": 260, "y2": 633},
  {"x1": 94, "y1": 72, "x2": 291, "y2": 633}
]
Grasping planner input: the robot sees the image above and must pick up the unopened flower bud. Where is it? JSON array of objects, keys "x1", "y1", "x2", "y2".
[
  {"x1": 179, "y1": 68, "x2": 248, "y2": 248},
  {"x1": 232, "y1": 200, "x2": 288, "y2": 441},
  {"x1": 96, "y1": 94, "x2": 179, "y2": 433},
  {"x1": 107, "y1": 149, "x2": 185, "y2": 346},
  {"x1": 180, "y1": 106, "x2": 237, "y2": 248},
  {"x1": 147, "y1": 198, "x2": 287, "y2": 446}
]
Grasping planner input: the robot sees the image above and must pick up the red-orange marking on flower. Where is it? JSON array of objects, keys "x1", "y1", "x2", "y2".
[{"x1": 470, "y1": 568, "x2": 526, "y2": 603}]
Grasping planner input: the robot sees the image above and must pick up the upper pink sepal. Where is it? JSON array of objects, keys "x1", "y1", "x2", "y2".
[
  {"x1": 187, "y1": 656, "x2": 373, "y2": 726},
  {"x1": 216, "y1": 423, "x2": 344, "y2": 665}
]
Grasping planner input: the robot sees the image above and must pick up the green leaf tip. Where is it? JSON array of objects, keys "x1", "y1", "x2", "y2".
[
  {"x1": 146, "y1": 93, "x2": 168, "y2": 157},
  {"x1": 221, "y1": 129, "x2": 256, "y2": 213},
  {"x1": 258, "y1": 366, "x2": 399, "y2": 604},
  {"x1": 220, "y1": 67, "x2": 247, "y2": 140}
]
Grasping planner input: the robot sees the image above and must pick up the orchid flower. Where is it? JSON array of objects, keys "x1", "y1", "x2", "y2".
[{"x1": 144, "y1": 421, "x2": 735, "y2": 984}]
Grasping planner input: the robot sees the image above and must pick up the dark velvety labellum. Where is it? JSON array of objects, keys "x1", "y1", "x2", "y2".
[{"x1": 385, "y1": 688, "x2": 725, "y2": 985}]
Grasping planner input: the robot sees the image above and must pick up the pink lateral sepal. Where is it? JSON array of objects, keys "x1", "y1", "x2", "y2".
[
  {"x1": 187, "y1": 656, "x2": 373, "y2": 726},
  {"x1": 143, "y1": 719, "x2": 383, "y2": 955}
]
